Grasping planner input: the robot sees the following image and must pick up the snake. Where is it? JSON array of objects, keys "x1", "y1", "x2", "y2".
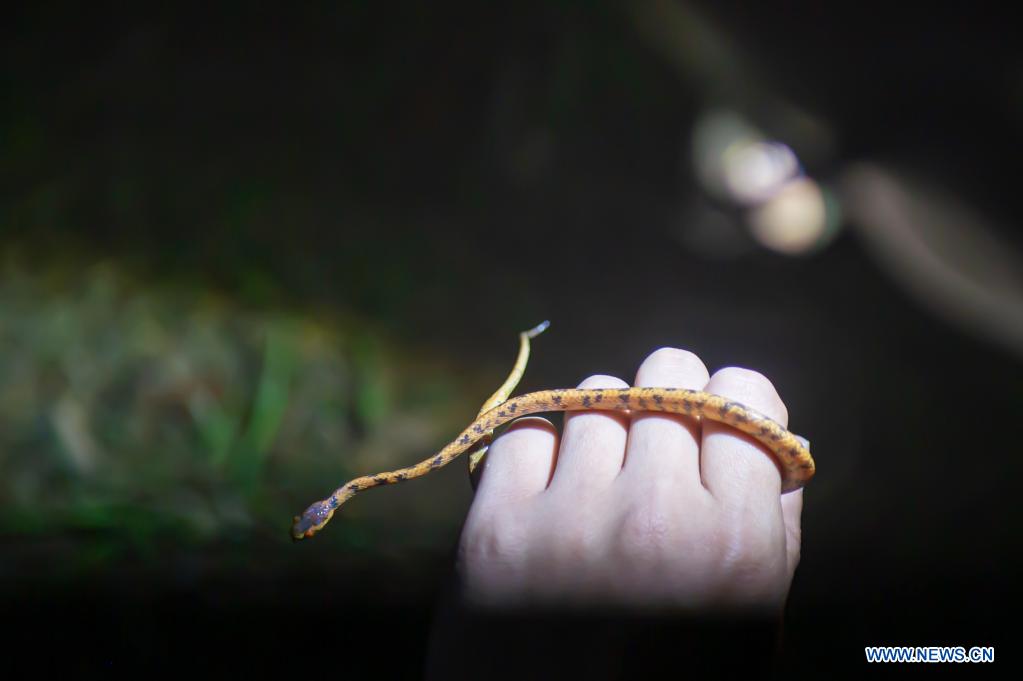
[{"x1": 292, "y1": 322, "x2": 816, "y2": 541}]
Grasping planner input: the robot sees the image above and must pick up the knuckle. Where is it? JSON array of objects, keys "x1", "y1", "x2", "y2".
[
  {"x1": 712, "y1": 366, "x2": 771, "y2": 388},
  {"x1": 504, "y1": 416, "x2": 557, "y2": 434},
  {"x1": 492, "y1": 417, "x2": 556, "y2": 454},
  {"x1": 640, "y1": 348, "x2": 710, "y2": 384},
  {"x1": 576, "y1": 374, "x2": 629, "y2": 390},
  {"x1": 708, "y1": 366, "x2": 787, "y2": 423},
  {"x1": 786, "y1": 520, "x2": 802, "y2": 547},
  {"x1": 552, "y1": 524, "x2": 599, "y2": 561},
  {"x1": 616, "y1": 503, "x2": 671, "y2": 555},
  {"x1": 788, "y1": 542, "x2": 802, "y2": 572},
  {"x1": 461, "y1": 509, "x2": 525, "y2": 567},
  {"x1": 715, "y1": 518, "x2": 786, "y2": 589},
  {"x1": 648, "y1": 347, "x2": 707, "y2": 371},
  {"x1": 785, "y1": 521, "x2": 802, "y2": 572}
]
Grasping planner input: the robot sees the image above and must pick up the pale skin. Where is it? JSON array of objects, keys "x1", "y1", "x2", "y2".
[{"x1": 457, "y1": 347, "x2": 803, "y2": 612}]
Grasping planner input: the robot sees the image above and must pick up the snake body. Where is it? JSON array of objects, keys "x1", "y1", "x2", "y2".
[{"x1": 292, "y1": 322, "x2": 815, "y2": 541}]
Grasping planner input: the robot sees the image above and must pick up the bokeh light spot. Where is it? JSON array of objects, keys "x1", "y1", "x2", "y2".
[{"x1": 747, "y1": 177, "x2": 836, "y2": 255}]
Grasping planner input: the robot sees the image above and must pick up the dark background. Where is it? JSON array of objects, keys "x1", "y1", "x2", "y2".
[{"x1": 1, "y1": 1, "x2": 1018, "y2": 675}]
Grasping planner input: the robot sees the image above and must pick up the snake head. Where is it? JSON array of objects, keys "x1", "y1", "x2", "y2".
[{"x1": 291, "y1": 500, "x2": 335, "y2": 541}]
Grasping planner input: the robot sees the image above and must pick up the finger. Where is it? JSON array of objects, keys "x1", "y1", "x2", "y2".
[
  {"x1": 547, "y1": 374, "x2": 630, "y2": 496},
  {"x1": 700, "y1": 367, "x2": 789, "y2": 512},
  {"x1": 474, "y1": 417, "x2": 559, "y2": 505},
  {"x1": 781, "y1": 488, "x2": 803, "y2": 577},
  {"x1": 619, "y1": 348, "x2": 710, "y2": 495}
]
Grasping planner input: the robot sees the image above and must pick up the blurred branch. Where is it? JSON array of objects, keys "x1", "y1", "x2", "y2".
[
  {"x1": 840, "y1": 163, "x2": 1023, "y2": 361},
  {"x1": 628, "y1": 0, "x2": 834, "y2": 158},
  {"x1": 631, "y1": 1, "x2": 1023, "y2": 361}
]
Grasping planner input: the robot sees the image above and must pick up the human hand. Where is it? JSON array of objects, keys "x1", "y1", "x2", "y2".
[{"x1": 457, "y1": 347, "x2": 803, "y2": 613}]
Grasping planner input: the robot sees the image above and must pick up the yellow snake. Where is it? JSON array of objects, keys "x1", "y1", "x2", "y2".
[{"x1": 292, "y1": 322, "x2": 815, "y2": 540}]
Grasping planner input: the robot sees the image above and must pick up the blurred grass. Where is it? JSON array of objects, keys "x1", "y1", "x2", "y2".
[{"x1": 0, "y1": 256, "x2": 487, "y2": 572}]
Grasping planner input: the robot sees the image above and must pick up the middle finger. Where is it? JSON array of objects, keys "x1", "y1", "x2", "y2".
[
  {"x1": 547, "y1": 374, "x2": 630, "y2": 498},
  {"x1": 619, "y1": 347, "x2": 710, "y2": 496}
]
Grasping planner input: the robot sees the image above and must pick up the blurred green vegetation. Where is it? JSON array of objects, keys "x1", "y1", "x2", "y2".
[{"x1": 0, "y1": 256, "x2": 487, "y2": 572}]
